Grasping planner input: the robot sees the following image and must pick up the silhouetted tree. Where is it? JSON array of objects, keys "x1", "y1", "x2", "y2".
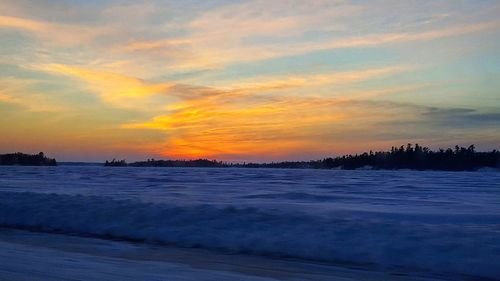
[{"x1": 0, "y1": 152, "x2": 57, "y2": 166}]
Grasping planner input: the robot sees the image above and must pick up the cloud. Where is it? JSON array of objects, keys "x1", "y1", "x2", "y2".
[
  {"x1": 319, "y1": 21, "x2": 500, "y2": 49},
  {"x1": 0, "y1": 15, "x2": 109, "y2": 45},
  {"x1": 0, "y1": 77, "x2": 64, "y2": 112},
  {"x1": 0, "y1": 15, "x2": 46, "y2": 32},
  {"x1": 35, "y1": 62, "x2": 410, "y2": 112},
  {"x1": 120, "y1": 89, "x2": 411, "y2": 160},
  {"x1": 116, "y1": 1, "x2": 500, "y2": 70},
  {"x1": 423, "y1": 107, "x2": 500, "y2": 128},
  {"x1": 121, "y1": 99, "x2": 344, "y2": 159},
  {"x1": 124, "y1": 39, "x2": 192, "y2": 52},
  {"x1": 37, "y1": 64, "x2": 175, "y2": 109},
  {"x1": 222, "y1": 66, "x2": 411, "y2": 93},
  {"x1": 121, "y1": 77, "x2": 500, "y2": 161},
  {"x1": 4, "y1": 1, "x2": 497, "y2": 75}
]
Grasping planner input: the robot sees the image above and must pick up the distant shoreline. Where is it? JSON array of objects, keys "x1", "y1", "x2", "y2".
[
  {"x1": 91, "y1": 164, "x2": 500, "y2": 172},
  {"x1": 39, "y1": 162, "x2": 498, "y2": 172},
  {"x1": 3, "y1": 144, "x2": 499, "y2": 171},
  {"x1": 104, "y1": 144, "x2": 499, "y2": 172}
]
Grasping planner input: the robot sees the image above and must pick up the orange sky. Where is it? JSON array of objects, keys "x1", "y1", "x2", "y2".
[{"x1": 1, "y1": 1, "x2": 499, "y2": 162}]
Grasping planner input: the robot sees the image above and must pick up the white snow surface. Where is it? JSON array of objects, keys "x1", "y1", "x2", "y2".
[{"x1": 0, "y1": 166, "x2": 499, "y2": 279}]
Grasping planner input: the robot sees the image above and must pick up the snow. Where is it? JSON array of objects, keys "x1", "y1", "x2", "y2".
[
  {"x1": 0, "y1": 166, "x2": 499, "y2": 279},
  {"x1": 0, "y1": 229, "x2": 444, "y2": 281},
  {"x1": 0, "y1": 229, "x2": 279, "y2": 281}
]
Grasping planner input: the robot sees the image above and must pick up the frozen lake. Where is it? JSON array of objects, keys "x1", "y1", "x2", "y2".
[{"x1": 0, "y1": 166, "x2": 499, "y2": 280}]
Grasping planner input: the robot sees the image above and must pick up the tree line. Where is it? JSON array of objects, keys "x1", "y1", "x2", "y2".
[
  {"x1": 0, "y1": 152, "x2": 57, "y2": 166},
  {"x1": 105, "y1": 144, "x2": 499, "y2": 171},
  {"x1": 105, "y1": 158, "x2": 224, "y2": 167}
]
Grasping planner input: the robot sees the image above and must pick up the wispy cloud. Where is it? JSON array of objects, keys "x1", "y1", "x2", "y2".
[
  {"x1": 422, "y1": 107, "x2": 500, "y2": 128},
  {"x1": 318, "y1": 21, "x2": 500, "y2": 49},
  {"x1": 116, "y1": 1, "x2": 500, "y2": 70},
  {"x1": 124, "y1": 39, "x2": 192, "y2": 52},
  {"x1": 37, "y1": 64, "x2": 174, "y2": 109},
  {"x1": 0, "y1": 77, "x2": 64, "y2": 112},
  {"x1": 0, "y1": 15, "x2": 109, "y2": 46},
  {"x1": 222, "y1": 66, "x2": 411, "y2": 93}
]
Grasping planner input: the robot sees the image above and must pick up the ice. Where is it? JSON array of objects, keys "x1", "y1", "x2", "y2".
[{"x1": 0, "y1": 166, "x2": 499, "y2": 279}]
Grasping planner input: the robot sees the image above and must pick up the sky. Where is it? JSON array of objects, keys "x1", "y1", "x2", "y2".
[{"x1": 0, "y1": 0, "x2": 499, "y2": 162}]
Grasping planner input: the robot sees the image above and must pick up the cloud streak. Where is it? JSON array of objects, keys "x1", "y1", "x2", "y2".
[
  {"x1": 0, "y1": 77, "x2": 64, "y2": 112},
  {"x1": 37, "y1": 64, "x2": 174, "y2": 109},
  {"x1": 0, "y1": 15, "x2": 109, "y2": 46},
  {"x1": 116, "y1": 1, "x2": 500, "y2": 70}
]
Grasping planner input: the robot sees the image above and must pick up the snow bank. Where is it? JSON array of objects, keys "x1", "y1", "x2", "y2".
[{"x1": 1, "y1": 191, "x2": 499, "y2": 279}]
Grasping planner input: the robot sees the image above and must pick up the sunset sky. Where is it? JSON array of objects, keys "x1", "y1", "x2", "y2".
[{"x1": 1, "y1": 0, "x2": 499, "y2": 162}]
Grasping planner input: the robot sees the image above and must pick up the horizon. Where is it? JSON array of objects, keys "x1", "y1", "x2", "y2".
[
  {"x1": 1, "y1": 1, "x2": 500, "y2": 162},
  {"x1": 3, "y1": 143, "x2": 498, "y2": 164}
]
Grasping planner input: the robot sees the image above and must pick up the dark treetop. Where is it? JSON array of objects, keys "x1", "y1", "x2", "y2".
[
  {"x1": 0, "y1": 152, "x2": 57, "y2": 166},
  {"x1": 105, "y1": 144, "x2": 499, "y2": 171}
]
